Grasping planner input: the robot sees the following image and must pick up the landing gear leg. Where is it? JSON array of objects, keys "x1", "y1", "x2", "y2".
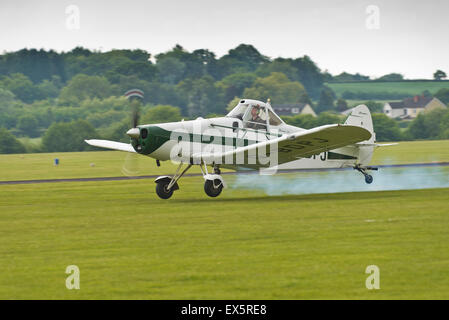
[
  {"x1": 155, "y1": 162, "x2": 192, "y2": 199},
  {"x1": 354, "y1": 164, "x2": 377, "y2": 184}
]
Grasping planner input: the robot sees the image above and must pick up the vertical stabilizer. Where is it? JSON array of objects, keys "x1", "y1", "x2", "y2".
[{"x1": 344, "y1": 105, "x2": 375, "y2": 165}]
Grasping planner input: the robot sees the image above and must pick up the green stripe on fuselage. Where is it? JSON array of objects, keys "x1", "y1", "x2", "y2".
[{"x1": 136, "y1": 125, "x2": 262, "y2": 155}]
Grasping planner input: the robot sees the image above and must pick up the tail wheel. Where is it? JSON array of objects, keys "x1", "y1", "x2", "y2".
[
  {"x1": 156, "y1": 180, "x2": 174, "y2": 199},
  {"x1": 204, "y1": 179, "x2": 223, "y2": 197},
  {"x1": 365, "y1": 174, "x2": 373, "y2": 184}
]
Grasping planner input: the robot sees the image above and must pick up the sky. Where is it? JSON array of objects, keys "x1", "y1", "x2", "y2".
[{"x1": 0, "y1": 0, "x2": 448, "y2": 79}]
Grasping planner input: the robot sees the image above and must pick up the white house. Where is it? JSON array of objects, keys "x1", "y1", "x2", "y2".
[{"x1": 383, "y1": 96, "x2": 446, "y2": 119}]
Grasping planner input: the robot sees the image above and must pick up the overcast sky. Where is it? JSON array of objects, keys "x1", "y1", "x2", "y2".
[{"x1": 1, "y1": 0, "x2": 448, "y2": 79}]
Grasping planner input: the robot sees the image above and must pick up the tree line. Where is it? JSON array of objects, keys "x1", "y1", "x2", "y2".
[{"x1": 0, "y1": 44, "x2": 448, "y2": 154}]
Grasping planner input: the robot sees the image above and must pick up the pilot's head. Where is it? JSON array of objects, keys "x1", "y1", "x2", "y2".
[{"x1": 251, "y1": 105, "x2": 259, "y2": 118}]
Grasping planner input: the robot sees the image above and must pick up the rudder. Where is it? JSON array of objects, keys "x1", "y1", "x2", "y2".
[{"x1": 344, "y1": 105, "x2": 375, "y2": 165}]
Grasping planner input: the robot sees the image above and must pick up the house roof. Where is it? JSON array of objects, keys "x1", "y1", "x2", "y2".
[{"x1": 388, "y1": 96, "x2": 433, "y2": 109}]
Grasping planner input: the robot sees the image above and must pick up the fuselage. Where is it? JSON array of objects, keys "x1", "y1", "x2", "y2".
[{"x1": 132, "y1": 116, "x2": 364, "y2": 171}]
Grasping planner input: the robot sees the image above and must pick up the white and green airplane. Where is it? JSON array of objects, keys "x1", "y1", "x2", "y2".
[{"x1": 86, "y1": 99, "x2": 387, "y2": 199}]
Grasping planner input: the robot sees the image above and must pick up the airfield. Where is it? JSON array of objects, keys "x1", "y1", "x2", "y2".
[{"x1": 0, "y1": 140, "x2": 448, "y2": 299}]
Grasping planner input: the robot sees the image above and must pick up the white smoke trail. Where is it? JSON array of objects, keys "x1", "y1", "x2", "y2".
[{"x1": 230, "y1": 166, "x2": 449, "y2": 196}]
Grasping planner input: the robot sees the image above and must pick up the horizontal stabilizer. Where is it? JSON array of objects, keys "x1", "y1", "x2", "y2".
[
  {"x1": 376, "y1": 143, "x2": 399, "y2": 147},
  {"x1": 355, "y1": 142, "x2": 399, "y2": 147}
]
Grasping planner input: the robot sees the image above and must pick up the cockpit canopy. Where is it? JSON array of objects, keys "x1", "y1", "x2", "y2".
[{"x1": 226, "y1": 99, "x2": 283, "y2": 130}]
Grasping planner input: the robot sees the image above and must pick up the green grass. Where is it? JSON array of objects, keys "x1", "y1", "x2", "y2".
[
  {"x1": 0, "y1": 179, "x2": 448, "y2": 299},
  {"x1": 0, "y1": 151, "x2": 203, "y2": 181},
  {"x1": 0, "y1": 140, "x2": 449, "y2": 299},
  {"x1": 327, "y1": 81, "x2": 449, "y2": 98},
  {"x1": 1, "y1": 139, "x2": 448, "y2": 181},
  {"x1": 371, "y1": 140, "x2": 449, "y2": 165}
]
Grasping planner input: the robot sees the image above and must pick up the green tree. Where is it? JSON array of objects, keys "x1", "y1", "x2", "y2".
[
  {"x1": 282, "y1": 114, "x2": 316, "y2": 129},
  {"x1": 375, "y1": 73, "x2": 404, "y2": 81},
  {"x1": 155, "y1": 45, "x2": 206, "y2": 80},
  {"x1": 433, "y1": 70, "x2": 447, "y2": 81},
  {"x1": 406, "y1": 108, "x2": 449, "y2": 140},
  {"x1": 192, "y1": 49, "x2": 218, "y2": 79},
  {"x1": 79, "y1": 96, "x2": 129, "y2": 114},
  {"x1": 0, "y1": 48, "x2": 66, "y2": 83},
  {"x1": 226, "y1": 97, "x2": 242, "y2": 112},
  {"x1": 36, "y1": 78, "x2": 60, "y2": 98},
  {"x1": 332, "y1": 72, "x2": 370, "y2": 82},
  {"x1": 372, "y1": 114, "x2": 402, "y2": 141},
  {"x1": 216, "y1": 44, "x2": 269, "y2": 78},
  {"x1": 141, "y1": 105, "x2": 182, "y2": 124},
  {"x1": 176, "y1": 76, "x2": 222, "y2": 117},
  {"x1": 0, "y1": 128, "x2": 26, "y2": 154},
  {"x1": 216, "y1": 73, "x2": 257, "y2": 104},
  {"x1": 317, "y1": 86, "x2": 336, "y2": 113},
  {"x1": 42, "y1": 120, "x2": 98, "y2": 152},
  {"x1": 291, "y1": 55, "x2": 324, "y2": 99},
  {"x1": 0, "y1": 88, "x2": 22, "y2": 129},
  {"x1": 255, "y1": 59, "x2": 297, "y2": 81},
  {"x1": 243, "y1": 72, "x2": 307, "y2": 104},
  {"x1": 86, "y1": 110, "x2": 127, "y2": 128},
  {"x1": 105, "y1": 119, "x2": 131, "y2": 143},
  {"x1": 58, "y1": 74, "x2": 116, "y2": 106},
  {"x1": 0, "y1": 73, "x2": 42, "y2": 103},
  {"x1": 336, "y1": 98, "x2": 348, "y2": 112},
  {"x1": 17, "y1": 114, "x2": 39, "y2": 137},
  {"x1": 434, "y1": 88, "x2": 449, "y2": 104},
  {"x1": 156, "y1": 57, "x2": 186, "y2": 84},
  {"x1": 224, "y1": 44, "x2": 268, "y2": 71}
]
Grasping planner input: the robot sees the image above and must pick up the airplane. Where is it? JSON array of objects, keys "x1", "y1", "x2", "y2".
[{"x1": 86, "y1": 99, "x2": 390, "y2": 199}]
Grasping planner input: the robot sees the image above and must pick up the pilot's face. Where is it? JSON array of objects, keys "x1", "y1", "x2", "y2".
[{"x1": 251, "y1": 107, "x2": 258, "y2": 118}]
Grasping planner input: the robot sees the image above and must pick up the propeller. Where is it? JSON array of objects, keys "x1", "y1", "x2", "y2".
[
  {"x1": 126, "y1": 101, "x2": 141, "y2": 138},
  {"x1": 121, "y1": 152, "x2": 140, "y2": 176},
  {"x1": 122, "y1": 100, "x2": 142, "y2": 176}
]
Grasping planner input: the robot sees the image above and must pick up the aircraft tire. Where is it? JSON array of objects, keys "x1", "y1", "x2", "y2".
[
  {"x1": 204, "y1": 179, "x2": 223, "y2": 197},
  {"x1": 365, "y1": 174, "x2": 373, "y2": 184},
  {"x1": 156, "y1": 180, "x2": 174, "y2": 199}
]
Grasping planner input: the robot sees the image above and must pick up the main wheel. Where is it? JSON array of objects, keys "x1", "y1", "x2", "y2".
[
  {"x1": 365, "y1": 174, "x2": 373, "y2": 184},
  {"x1": 156, "y1": 180, "x2": 174, "y2": 199},
  {"x1": 204, "y1": 179, "x2": 223, "y2": 197}
]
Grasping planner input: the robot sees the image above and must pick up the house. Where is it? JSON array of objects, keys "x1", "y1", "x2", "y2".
[
  {"x1": 272, "y1": 103, "x2": 317, "y2": 117},
  {"x1": 383, "y1": 96, "x2": 446, "y2": 119}
]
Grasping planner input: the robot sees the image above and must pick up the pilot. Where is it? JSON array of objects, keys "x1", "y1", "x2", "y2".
[{"x1": 246, "y1": 105, "x2": 266, "y2": 130}]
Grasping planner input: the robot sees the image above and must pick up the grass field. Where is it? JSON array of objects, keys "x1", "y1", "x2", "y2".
[
  {"x1": 0, "y1": 140, "x2": 448, "y2": 299},
  {"x1": 1, "y1": 140, "x2": 449, "y2": 181},
  {"x1": 327, "y1": 81, "x2": 449, "y2": 98}
]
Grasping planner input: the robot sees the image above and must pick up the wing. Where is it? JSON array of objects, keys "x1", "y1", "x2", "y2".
[
  {"x1": 200, "y1": 124, "x2": 371, "y2": 168},
  {"x1": 85, "y1": 139, "x2": 136, "y2": 153}
]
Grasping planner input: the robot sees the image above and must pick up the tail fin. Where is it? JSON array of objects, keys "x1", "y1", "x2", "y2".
[
  {"x1": 344, "y1": 105, "x2": 375, "y2": 165},
  {"x1": 344, "y1": 105, "x2": 375, "y2": 143}
]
